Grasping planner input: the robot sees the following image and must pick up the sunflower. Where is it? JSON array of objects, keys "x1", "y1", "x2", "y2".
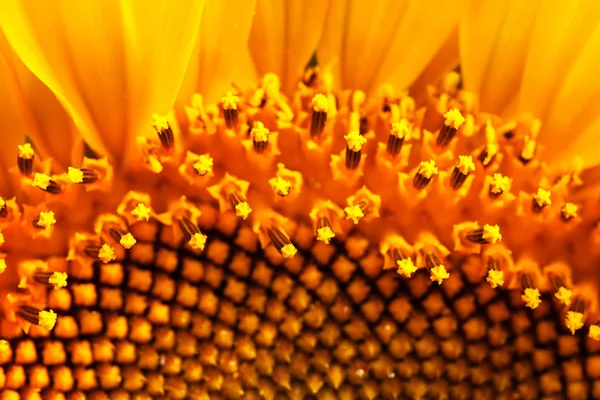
[{"x1": 0, "y1": 0, "x2": 599, "y2": 399}]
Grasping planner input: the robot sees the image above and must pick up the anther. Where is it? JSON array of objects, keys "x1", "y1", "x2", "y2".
[
  {"x1": 221, "y1": 92, "x2": 240, "y2": 129},
  {"x1": 193, "y1": 154, "x2": 213, "y2": 176},
  {"x1": 310, "y1": 94, "x2": 329, "y2": 137},
  {"x1": 387, "y1": 119, "x2": 409, "y2": 157},
  {"x1": 178, "y1": 217, "x2": 207, "y2": 251},
  {"x1": 550, "y1": 276, "x2": 572, "y2": 306},
  {"x1": 532, "y1": 188, "x2": 551, "y2": 212},
  {"x1": 269, "y1": 176, "x2": 292, "y2": 197},
  {"x1": 391, "y1": 249, "x2": 416, "y2": 278},
  {"x1": 521, "y1": 275, "x2": 541, "y2": 309},
  {"x1": 33, "y1": 271, "x2": 68, "y2": 290},
  {"x1": 316, "y1": 216, "x2": 335, "y2": 244},
  {"x1": 478, "y1": 143, "x2": 498, "y2": 168},
  {"x1": 426, "y1": 253, "x2": 449, "y2": 285},
  {"x1": 151, "y1": 113, "x2": 174, "y2": 150},
  {"x1": 85, "y1": 244, "x2": 116, "y2": 263},
  {"x1": 17, "y1": 306, "x2": 57, "y2": 331},
  {"x1": 229, "y1": 192, "x2": 252, "y2": 220},
  {"x1": 413, "y1": 160, "x2": 438, "y2": 190},
  {"x1": 108, "y1": 228, "x2": 137, "y2": 249},
  {"x1": 565, "y1": 299, "x2": 585, "y2": 335},
  {"x1": 67, "y1": 167, "x2": 98, "y2": 184},
  {"x1": 466, "y1": 224, "x2": 502, "y2": 244},
  {"x1": 344, "y1": 131, "x2": 366, "y2": 170},
  {"x1": 32, "y1": 173, "x2": 62, "y2": 194},
  {"x1": 266, "y1": 227, "x2": 297, "y2": 259},
  {"x1": 489, "y1": 173, "x2": 509, "y2": 198},
  {"x1": 131, "y1": 203, "x2": 152, "y2": 222},
  {"x1": 561, "y1": 202, "x2": 578, "y2": 221},
  {"x1": 344, "y1": 200, "x2": 369, "y2": 225},
  {"x1": 17, "y1": 143, "x2": 35, "y2": 177},
  {"x1": 437, "y1": 108, "x2": 465, "y2": 147},
  {"x1": 485, "y1": 258, "x2": 504, "y2": 289},
  {"x1": 250, "y1": 122, "x2": 270, "y2": 153},
  {"x1": 34, "y1": 211, "x2": 56, "y2": 230},
  {"x1": 450, "y1": 156, "x2": 475, "y2": 190}
]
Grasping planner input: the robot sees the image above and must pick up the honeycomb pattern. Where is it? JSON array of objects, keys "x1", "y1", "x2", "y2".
[{"x1": 1, "y1": 209, "x2": 600, "y2": 400}]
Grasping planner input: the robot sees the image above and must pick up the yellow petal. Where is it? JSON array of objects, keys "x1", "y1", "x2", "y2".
[
  {"x1": 248, "y1": 0, "x2": 330, "y2": 94},
  {"x1": 0, "y1": 0, "x2": 205, "y2": 169},
  {"x1": 460, "y1": 0, "x2": 542, "y2": 113},
  {"x1": 177, "y1": 0, "x2": 257, "y2": 110}
]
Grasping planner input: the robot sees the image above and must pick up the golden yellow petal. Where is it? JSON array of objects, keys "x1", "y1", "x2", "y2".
[
  {"x1": 249, "y1": 0, "x2": 330, "y2": 94},
  {"x1": 0, "y1": 0, "x2": 205, "y2": 169},
  {"x1": 460, "y1": 0, "x2": 542, "y2": 114}
]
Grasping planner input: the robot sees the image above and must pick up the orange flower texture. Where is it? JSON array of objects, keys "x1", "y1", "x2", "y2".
[{"x1": 2, "y1": 0, "x2": 600, "y2": 399}]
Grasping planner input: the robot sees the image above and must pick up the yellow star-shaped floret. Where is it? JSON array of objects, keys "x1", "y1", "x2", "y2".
[
  {"x1": 48, "y1": 272, "x2": 68, "y2": 290},
  {"x1": 344, "y1": 131, "x2": 367, "y2": 152},
  {"x1": 131, "y1": 203, "x2": 151, "y2": 222},
  {"x1": 490, "y1": 173, "x2": 510, "y2": 194},
  {"x1": 67, "y1": 167, "x2": 84, "y2": 183},
  {"x1": 151, "y1": 113, "x2": 169, "y2": 132},
  {"x1": 430, "y1": 265, "x2": 450, "y2": 285},
  {"x1": 311, "y1": 94, "x2": 329, "y2": 112},
  {"x1": 269, "y1": 176, "x2": 292, "y2": 197},
  {"x1": 18, "y1": 143, "x2": 34, "y2": 159},
  {"x1": 456, "y1": 155, "x2": 475, "y2": 175},
  {"x1": 482, "y1": 224, "x2": 502, "y2": 244},
  {"x1": 522, "y1": 288, "x2": 541, "y2": 309},
  {"x1": 443, "y1": 108, "x2": 465, "y2": 129},
  {"x1": 486, "y1": 269, "x2": 504, "y2": 289},
  {"x1": 554, "y1": 286, "x2": 572, "y2": 306},
  {"x1": 189, "y1": 233, "x2": 207, "y2": 251},
  {"x1": 391, "y1": 119, "x2": 410, "y2": 139},
  {"x1": 98, "y1": 244, "x2": 116, "y2": 263},
  {"x1": 119, "y1": 233, "x2": 137, "y2": 249},
  {"x1": 418, "y1": 160, "x2": 438, "y2": 179},
  {"x1": 234, "y1": 202, "x2": 252, "y2": 220},
  {"x1": 281, "y1": 243, "x2": 297, "y2": 259},
  {"x1": 251, "y1": 122, "x2": 270, "y2": 143},
  {"x1": 316, "y1": 227, "x2": 335, "y2": 244},
  {"x1": 565, "y1": 311, "x2": 584, "y2": 335},
  {"x1": 221, "y1": 92, "x2": 240, "y2": 110},
  {"x1": 533, "y1": 188, "x2": 551, "y2": 207},
  {"x1": 396, "y1": 258, "x2": 417, "y2": 278},
  {"x1": 32, "y1": 173, "x2": 51, "y2": 190},
  {"x1": 344, "y1": 204, "x2": 364, "y2": 224},
  {"x1": 37, "y1": 211, "x2": 56, "y2": 230},
  {"x1": 38, "y1": 310, "x2": 57, "y2": 331},
  {"x1": 562, "y1": 203, "x2": 578, "y2": 219},
  {"x1": 193, "y1": 154, "x2": 213, "y2": 176}
]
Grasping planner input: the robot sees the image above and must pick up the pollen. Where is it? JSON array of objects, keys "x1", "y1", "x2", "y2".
[
  {"x1": 561, "y1": 202, "x2": 578, "y2": 220},
  {"x1": 280, "y1": 243, "x2": 297, "y2": 260},
  {"x1": 590, "y1": 325, "x2": 600, "y2": 341},
  {"x1": 0, "y1": 258, "x2": 6, "y2": 274},
  {"x1": 119, "y1": 233, "x2": 137, "y2": 249},
  {"x1": 456, "y1": 155, "x2": 475, "y2": 175},
  {"x1": 18, "y1": 143, "x2": 34, "y2": 159},
  {"x1": 443, "y1": 108, "x2": 465, "y2": 129},
  {"x1": 38, "y1": 310, "x2": 58, "y2": 331},
  {"x1": 32, "y1": 173, "x2": 51, "y2": 190},
  {"x1": 250, "y1": 121, "x2": 270, "y2": 143},
  {"x1": 522, "y1": 287, "x2": 542, "y2": 309},
  {"x1": 430, "y1": 265, "x2": 449, "y2": 285},
  {"x1": 396, "y1": 258, "x2": 417, "y2": 278},
  {"x1": 269, "y1": 176, "x2": 292, "y2": 197},
  {"x1": 234, "y1": 202, "x2": 252, "y2": 220},
  {"x1": 67, "y1": 167, "x2": 84, "y2": 183},
  {"x1": 316, "y1": 226, "x2": 335, "y2": 244},
  {"x1": 311, "y1": 93, "x2": 329, "y2": 112},
  {"x1": 188, "y1": 233, "x2": 207, "y2": 251},
  {"x1": 48, "y1": 272, "x2": 68, "y2": 290},
  {"x1": 482, "y1": 224, "x2": 502, "y2": 244},
  {"x1": 37, "y1": 211, "x2": 56, "y2": 230},
  {"x1": 555, "y1": 286, "x2": 572, "y2": 306},
  {"x1": 565, "y1": 311, "x2": 584, "y2": 335},
  {"x1": 220, "y1": 91, "x2": 240, "y2": 110},
  {"x1": 391, "y1": 119, "x2": 410, "y2": 139},
  {"x1": 193, "y1": 154, "x2": 214, "y2": 176},
  {"x1": 533, "y1": 188, "x2": 552, "y2": 207},
  {"x1": 150, "y1": 113, "x2": 169, "y2": 132},
  {"x1": 344, "y1": 131, "x2": 367, "y2": 152},
  {"x1": 486, "y1": 269, "x2": 504, "y2": 289},
  {"x1": 344, "y1": 204, "x2": 364, "y2": 224},
  {"x1": 417, "y1": 160, "x2": 438, "y2": 179},
  {"x1": 131, "y1": 203, "x2": 151, "y2": 221},
  {"x1": 489, "y1": 173, "x2": 509, "y2": 195},
  {"x1": 98, "y1": 244, "x2": 116, "y2": 263}
]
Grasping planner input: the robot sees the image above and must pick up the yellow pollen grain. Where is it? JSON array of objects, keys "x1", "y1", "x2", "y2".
[
  {"x1": 221, "y1": 92, "x2": 240, "y2": 110},
  {"x1": 555, "y1": 286, "x2": 572, "y2": 306},
  {"x1": 119, "y1": 233, "x2": 136, "y2": 249},
  {"x1": 486, "y1": 269, "x2": 504, "y2": 289},
  {"x1": 443, "y1": 108, "x2": 465, "y2": 129},
  {"x1": 98, "y1": 244, "x2": 116, "y2": 264},
  {"x1": 311, "y1": 94, "x2": 329, "y2": 112},
  {"x1": 193, "y1": 154, "x2": 214, "y2": 176},
  {"x1": 396, "y1": 258, "x2": 417, "y2": 278},
  {"x1": 418, "y1": 160, "x2": 438, "y2": 179},
  {"x1": 344, "y1": 204, "x2": 364, "y2": 224},
  {"x1": 280, "y1": 243, "x2": 297, "y2": 259},
  {"x1": 269, "y1": 176, "x2": 292, "y2": 197},
  {"x1": 38, "y1": 310, "x2": 57, "y2": 331},
  {"x1": 565, "y1": 311, "x2": 584, "y2": 335},
  {"x1": 589, "y1": 325, "x2": 600, "y2": 341},
  {"x1": 18, "y1": 143, "x2": 34, "y2": 159},
  {"x1": 67, "y1": 167, "x2": 84, "y2": 183},
  {"x1": 391, "y1": 119, "x2": 410, "y2": 139},
  {"x1": 189, "y1": 233, "x2": 207, "y2": 251},
  {"x1": 37, "y1": 211, "x2": 56, "y2": 230},
  {"x1": 131, "y1": 203, "x2": 151, "y2": 221},
  {"x1": 234, "y1": 202, "x2": 252, "y2": 220},
  {"x1": 430, "y1": 265, "x2": 449, "y2": 285},
  {"x1": 0, "y1": 258, "x2": 6, "y2": 274},
  {"x1": 32, "y1": 173, "x2": 51, "y2": 190},
  {"x1": 48, "y1": 272, "x2": 68, "y2": 290},
  {"x1": 456, "y1": 155, "x2": 475, "y2": 175},
  {"x1": 151, "y1": 113, "x2": 169, "y2": 132},
  {"x1": 490, "y1": 173, "x2": 509, "y2": 194},
  {"x1": 251, "y1": 122, "x2": 270, "y2": 143},
  {"x1": 482, "y1": 224, "x2": 502, "y2": 244},
  {"x1": 316, "y1": 226, "x2": 335, "y2": 244},
  {"x1": 0, "y1": 340, "x2": 8, "y2": 353},
  {"x1": 533, "y1": 188, "x2": 552, "y2": 207},
  {"x1": 344, "y1": 131, "x2": 367, "y2": 152},
  {"x1": 562, "y1": 202, "x2": 578, "y2": 219},
  {"x1": 522, "y1": 288, "x2": 541, "y2": 309}
]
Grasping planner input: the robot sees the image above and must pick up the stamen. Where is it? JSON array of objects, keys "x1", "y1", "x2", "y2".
[
  {"x1": 266, "y1": 227, "x2": 297, "y2": 259},
  {"x1": 316, "y1": 216, "x2": 335, "y2": 244},
  {"x1": 489, "y1": 173, "x2": 509, "y2": 198},
  {"x1": 387, "y1": 119, "x2": 409, "y2": 157},
  {"x1": 390, "y1": 248, "x2": 416, "y2": 278},
  {"x1": 344, "y1": 131, "x2": 366, "y2": 170},
  {"x1": 229, "y1": 192, "x2": 252, "y2": 220},
  {"x1": 413, "y1": 160, "x2": 438, "y2": 190},
  {"x1": 250, "y1": 122, "x2": 270, "y2": 153},
  {"x1": 466, "y1": 224, "x2": 502, "y2": 244},
  {"x1": 193, "y1": 154, "x2": 214, "y2": 176},
  {"x1": 67, "y1": 167, "x2": 98, "y2": 184},
  {"x1": 486, "y1": 258, "x2": 504, "y2": 289},
  {"x1": 561, "y1": 202, "x2": 578, "y2": 221},
  {"x1": 131, "y1": 203, "x2": 152, "y2": 222},
  {"x1": 32, "y1": 173, "x2": 62, "y2": 194},
  {"x1": 178, "y1": 217, "x2": 207, "y2": 251},
  {"x1": 269, "y1": 176, "x2": 292, "y2": 197},
  {"x1": 554, "y1": 286, "x2": 572, "y2": 307},
  {"x1": 478, "y1": 143, "x2": 498, "y2": 168},
  {"x1": 450, "y1": 156, "x2": 475, "y2": 190},
  {"x1": 85, "y1": 244, "x2": 116, "y2": 263},
  {"x1": 108, "y1": 228, "x2": 137, "y2": 249},
  {"x1": 151, "y1": 114, "x2": 174, "y2": 150},
  {"x1": 17, "y1": 306, "x2": 57, "y2": 331},
  {"x1": 565, "y1": 308, "x2": 585, "y2": 335},
  {"x1": 521, "y1": 275, "x2": 541, "y2": 309},
  {"x1": 17, "y1": 143, "x2": 34, "y2": 177},
  {"x1": 221, "y1": 92, "x2": 240, "y2": 129},
  {"x1": 532, "y1": 188, "x2": 551, "y2": 212},
  {"x1": 310, "y1": 94, "x2": 329, "y2": 137},
  {"x1": 33, "y1": 271, "x2": 68, "y2": 290},
  {"x1": 34, "y1": 211, "x2": 56, "y2": 230},
  {"x1": 590, "y1": 325, "x2": 600, "y2": 341},
  {"x1": 437, "y1": 108, "x2": 465, "y2": 147},
  {"x1": 426, "y1": 253, "x2": 449, "y2": 285}
]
